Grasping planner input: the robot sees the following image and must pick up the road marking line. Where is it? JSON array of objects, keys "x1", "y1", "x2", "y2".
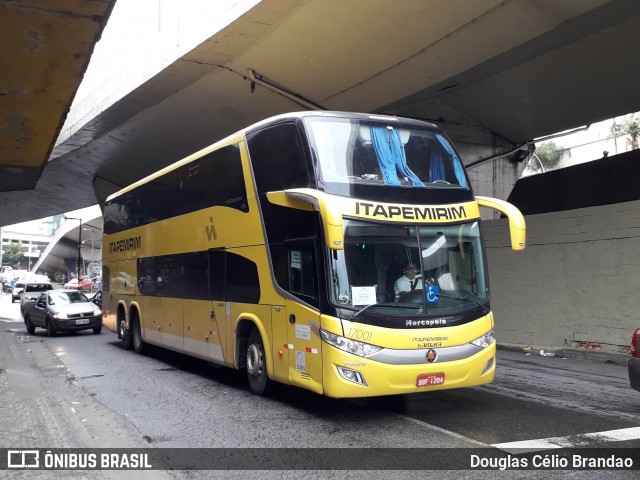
[
  {"x1": 392, "y1": 413, "x2": 489, "y2": 447},
  {"x1": 492, "y1": 426, "x2": 640, "y2": 453}
]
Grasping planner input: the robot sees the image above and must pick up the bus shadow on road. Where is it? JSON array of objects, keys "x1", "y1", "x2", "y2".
[{"x1": 102, "y1": 338, "x2": 399, "y2": 419}]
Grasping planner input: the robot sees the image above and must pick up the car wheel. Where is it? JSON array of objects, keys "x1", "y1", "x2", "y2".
[
  {"x1": 132, "y1": 315, "x2": 146, "y2": 354},
  {"x1": 46, "y1": 318, "x2": 56, "y2": 337},
  {"x1": 93, "y1": 325, "x2": 102, "y2": 334},
  {"x1": 24, "y1": 315, "x2": 36, "y2": 334},
  {"x1": 246, "y1": 328, "x2": 270, "y2": 395}
]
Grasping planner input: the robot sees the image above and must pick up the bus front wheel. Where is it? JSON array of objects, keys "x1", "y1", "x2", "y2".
[{"x1": 246, "y1": 328, "x2": 270, "y2": 395}]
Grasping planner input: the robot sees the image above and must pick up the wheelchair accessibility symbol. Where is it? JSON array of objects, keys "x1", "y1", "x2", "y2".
[{"x1": 426, "y1": 285, "x2": 440, "y2": 303}]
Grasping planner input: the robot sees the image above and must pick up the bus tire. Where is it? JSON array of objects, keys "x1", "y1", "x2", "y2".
[
  {"x1": 120, "y1": 317, "x2": 132, "y2": 350},
  {"x1": 132, "y1": 314, "x2": 146, "y2": 354},
  {"x1": 246, "y1": 328, "x2": 270, "y2": 395}
]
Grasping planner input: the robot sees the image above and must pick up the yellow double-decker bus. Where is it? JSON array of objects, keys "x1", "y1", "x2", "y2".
[{"x1": 102, "y1": 111, "x2": 525, "y2": 398}]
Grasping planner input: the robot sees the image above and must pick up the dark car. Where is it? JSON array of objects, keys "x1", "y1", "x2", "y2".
[
  {"x1": 20, "y1": 282, "x2": 54, "y2": 312},
  {"x1": 630, "y1": 328, "x2": 640, "y2": 391},
  {"x1": 22, "y1": 289, "x2": 102, "y2": 336}
]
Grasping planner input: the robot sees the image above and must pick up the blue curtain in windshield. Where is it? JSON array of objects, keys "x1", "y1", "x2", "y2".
[
  {"x1": 370, "y1": 127, "x2": 424, "y2": 187},
  {"x1": 435, "y1": 134, "x2": 468, "y2": 188},
  {"x1": 429, "y1": 149, "x2": 447, "y2": 182}
]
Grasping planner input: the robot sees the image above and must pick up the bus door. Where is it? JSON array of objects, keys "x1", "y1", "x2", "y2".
[
  {"x1": 207, "y1": 249, "x2": 227, "y2": 365},
  {"x1": 284, "y1": 240, "x2": 323, "y2": 394}
]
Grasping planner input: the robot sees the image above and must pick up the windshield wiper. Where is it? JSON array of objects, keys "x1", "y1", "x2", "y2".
[
  {"x1": 352, "y1": 302, "x2": 411, "y2": 319},
  {"x1": 432, "y1": 290, "x2": 490, "y2": 315}
]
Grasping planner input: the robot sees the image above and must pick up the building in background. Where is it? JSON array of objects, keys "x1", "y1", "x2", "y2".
[{"x1": 1, "y1": 225, "x2": 54, "y2": 271}]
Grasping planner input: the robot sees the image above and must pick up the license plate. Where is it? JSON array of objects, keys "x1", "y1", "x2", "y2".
[
  {"x1": 76, "y1": 319, "x2": 90, "y2": 325},
  {"x1": 416, "y1": 373, "x2": 445, "y2": 387}
]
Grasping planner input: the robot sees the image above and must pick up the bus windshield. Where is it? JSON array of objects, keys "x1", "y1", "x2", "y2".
[
  {"x1": 304, "y1": 116, "x2": 469, "y2": 190},
  {"x1": 328, "y1": 220, "x2": 488, "y2": 318}
]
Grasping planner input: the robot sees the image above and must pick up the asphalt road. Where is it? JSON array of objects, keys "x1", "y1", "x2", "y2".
[{"x1": 1, "y1": 291, "x2": 639, "y2": 479}]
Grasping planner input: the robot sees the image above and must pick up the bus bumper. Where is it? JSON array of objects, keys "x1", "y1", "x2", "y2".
[{"x1": 322, "y1": 342, "x2": 496, "y2": 398}]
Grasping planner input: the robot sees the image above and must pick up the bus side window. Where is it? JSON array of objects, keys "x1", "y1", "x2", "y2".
[
  {"x1": 286, "y1": 240, "x2": 319, "y2": 308},
  {"x1": 225, "y1": 252, "x2": 260, "y2": 304},
  {"x1": 247, "y1": 123, "x2": 311, "y2": 194},
  {"x1": 208, "y1": 250, "x2": 226, "y2": 301},
  {"x1": 102, "y1": 266, "x2": 110, "y2": 293},
  {"x1": 206, "y1": 145, "x2": 247, "y2": 212}
]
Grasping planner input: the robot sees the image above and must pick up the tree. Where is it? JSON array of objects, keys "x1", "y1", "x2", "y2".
[
  {"x1": 526, "y1": 141, "x2": 563, "y2": 174},
  {"x1": 2, "y1": 242, "x2": 25, "y2": 267},
  {"x1": 610, "y1": 113, "x2": 640, "y2": 151}
]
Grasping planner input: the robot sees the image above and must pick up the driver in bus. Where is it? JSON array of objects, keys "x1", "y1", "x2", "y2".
[{"x1": 394, "y1": 262, "x2": 423, "y2": 301}]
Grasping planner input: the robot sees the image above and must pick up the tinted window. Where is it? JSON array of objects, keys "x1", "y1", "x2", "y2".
[
  {"x1": 25, "y1": 284, "x2": 52, "y2": 292},
  {"x1": 102, "y1": 266, "x2": 110, "y2": 293},
  {"x1": 247, "y1": 123, "x2": 311, "y2": 194},
  {"x1": 286, "y1": 240, "x2": 318, "y2": 308},
  {"x1": 135, "y1": 250, "x2": 258, "y2": 302},
  {"x1": 207, "y1": 146, "x2": 249, "y2": 212},
  {"x1": 226, "y1": 252, "x2": 260, "y2": 304},
  {"x1": 137, "y1": 252, "x2": 209, "y2": 300},
  {"x1": 208, "y1": 250, "x2": 226, "y2": 301},
  {"x1": 104, "y1": 145, "x2": 246, "y2": 234},
  {"x1": 270, "y1": 240, "x2": 319, "y2": 308}
]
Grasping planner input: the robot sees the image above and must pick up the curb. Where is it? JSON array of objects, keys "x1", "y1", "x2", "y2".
[{"x1": 497, "y1": 343, "x2": 630, "y2": 367}]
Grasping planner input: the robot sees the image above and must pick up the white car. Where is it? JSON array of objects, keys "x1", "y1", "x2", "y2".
[
  {"x1": 11, "y1": 282, "x2": 25, "y2": 303},
  {"x1": 20, "y1": 282, "x2": 54, "y2": 312}
]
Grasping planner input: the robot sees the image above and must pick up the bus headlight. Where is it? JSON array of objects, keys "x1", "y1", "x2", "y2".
[
  {"x1": 470, "y1": 329, "x2": 495, "y2": 349},
  {"x1": 320, "y1": 329, "x2": 382, "y2": 357}
]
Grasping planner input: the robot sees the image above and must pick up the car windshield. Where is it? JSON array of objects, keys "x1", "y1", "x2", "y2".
[
  {"x1": 327, "y1": 219, "x2": 488, "y2": 318},
  {"x1": 49, "y1": 291, "x2": 89, "y2": 304},
  {"x1": 304, "y1": 117, "x2": 469, "y2": 189},
  {"x1": 25, "y1": 284, "x2": 52, "y2": 292}
]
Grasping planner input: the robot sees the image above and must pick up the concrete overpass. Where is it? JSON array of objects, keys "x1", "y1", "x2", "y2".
[
  {"x1": 0, "y1": 0, "x2": 115, "y2": 201},
  {"x1": 2, "y1": 0, "x2": 640, "y2": 227},
  {"x1": 29, "y1": 209, "x2": 103, "y2": 282}
]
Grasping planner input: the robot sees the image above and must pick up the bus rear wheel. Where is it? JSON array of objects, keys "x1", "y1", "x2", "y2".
[
  {"x1": 246, "y1": 328, "x2": 270, "y2": 395},
  {"x1": 132, "y1": 315, "x2": 146, "y2": 354},
  {"x1": 120, "y1": 317, "x2": 132, "y2": 349}
]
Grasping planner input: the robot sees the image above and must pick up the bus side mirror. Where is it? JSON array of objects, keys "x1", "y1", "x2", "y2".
[
  {"x1": 267, "y1": 189, "x2": 345, "y2": 250},
  {"x1": 475, "y1": 196, "x2": 526, "y2": 251}
]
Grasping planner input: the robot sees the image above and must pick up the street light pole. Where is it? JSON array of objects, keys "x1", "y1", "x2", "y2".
[
  {"x1": 64, "y1": 217, "x2": 82, "y2": 279},
  {"x1": 83, "y1": 228, "x2": 94, "y2": 271},
  {"x1": 83, "y1": 227, "x2": 96, "y2": 290}
]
